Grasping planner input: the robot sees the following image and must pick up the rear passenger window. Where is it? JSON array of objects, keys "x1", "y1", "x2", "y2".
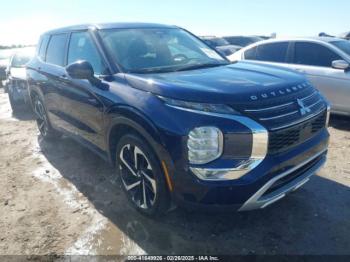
[
  {"x1": 46, "y1": 34, "x2": 68, "y2": 66},
  {"x1": 294, "y1": 42, "x2": 341, "y2": 67},
  {"x1": 255, "y1": 42, "x2": 289, "y2": 63},
  {"x1": 38, "y1": 35, "x2": 50, "y2": 60},
  {"x1": 67, "y1": 31, "x2": 107, "y2": 75}
]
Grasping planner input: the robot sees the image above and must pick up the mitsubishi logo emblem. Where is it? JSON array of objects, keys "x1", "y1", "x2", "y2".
[{"x1": 297, "y1": 99, "x2": 311, "y2": 116}]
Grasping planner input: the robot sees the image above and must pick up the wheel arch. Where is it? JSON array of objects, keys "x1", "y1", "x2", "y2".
[{"x1": 106, "y1": 106, "x2": 175, "y2": 183}]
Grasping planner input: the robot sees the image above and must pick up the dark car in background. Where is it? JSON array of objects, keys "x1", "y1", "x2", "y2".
[
  {"x1": 27, "y1": 23, "x2": 329, "y2": 216},
  {"x1": 200, "y1": 36, "x2": 241, "y2": 57},
  {"x1": 6, "y1": 48, "x2": 35, "y2": 111},
  {"x1": 224, "y1": 36, "x2": 264, "y2": 47}
]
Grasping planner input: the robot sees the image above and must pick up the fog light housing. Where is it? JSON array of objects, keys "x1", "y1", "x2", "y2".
[{"x1": 187, "y1": 126, "x2": 223, "y2": 164}]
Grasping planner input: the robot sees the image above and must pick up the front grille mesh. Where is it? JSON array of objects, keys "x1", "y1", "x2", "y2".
[{"x1": 268, "y1": 111, "x2": 327, "y2": 155}]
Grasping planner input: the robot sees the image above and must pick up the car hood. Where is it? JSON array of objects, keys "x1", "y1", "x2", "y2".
[
  {"x1": 124, "y1": 61, "x2": 306, "y2": 104},
  {"x1": 10, "y1": 68, "x2": 27, "y2": 80}
]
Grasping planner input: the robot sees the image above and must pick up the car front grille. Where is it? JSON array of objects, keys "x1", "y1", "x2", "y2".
[
  {"x1": 268, "y1": 110, "x2": 327, "y2": 155},
  {"x1": 240, "y1": 83, "x2": 327, "y2": 131}
]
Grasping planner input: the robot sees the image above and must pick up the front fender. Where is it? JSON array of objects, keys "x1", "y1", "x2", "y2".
[{"x1": 105, "y1": 105, "x2": 175, "y2": 177}]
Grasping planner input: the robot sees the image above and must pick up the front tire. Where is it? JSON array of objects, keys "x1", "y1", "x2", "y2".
[
  {"x1": 116, "y1": 133, "x2": 171, "y2": 216},
  {"x1": 32, "y1": 95, "x2": 61, "y2": 139}
]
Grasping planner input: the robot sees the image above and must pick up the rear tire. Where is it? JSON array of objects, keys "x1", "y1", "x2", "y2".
[
  {"x1": 116, "y1": 133, "x2": 171, "y2": 217},
  {"x1": 32, "y1": 95, "x2": 61, "y2": 140}
]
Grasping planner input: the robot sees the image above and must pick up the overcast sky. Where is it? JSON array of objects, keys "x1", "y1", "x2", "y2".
[{"x1": 0, "y1": 0, "x2": 349, "y2": 45}]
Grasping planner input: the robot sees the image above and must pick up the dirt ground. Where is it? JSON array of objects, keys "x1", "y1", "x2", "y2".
[{"x1": 0, "y1": 88, "x2": 349, "y2": 255}]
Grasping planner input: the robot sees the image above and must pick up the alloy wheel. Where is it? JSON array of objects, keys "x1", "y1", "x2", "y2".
[
  {"x1": 119, "y1": 144, "x2": 157, "y2": 209},
  {"x1": 34, "y1": 98, "x2": 48, "y2": 136}
]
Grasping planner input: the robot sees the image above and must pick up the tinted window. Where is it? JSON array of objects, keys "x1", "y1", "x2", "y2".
[
  {"x1": 330, "y1": 40, "x2": 350, "y2": 56},
  {"x1": 68, "y1": 31, "x2": 107, "y2": 75},
  {"x1": 255, "y1": 42, "x2": 289, "y2": 62},
  {"x1": 294, "y1": 42, "x2": 341, "y2": 67},
  {"x1": 244, "y1": 46, "x2": 257, "y2": 59},
  {"x1": 225, "y1": 36, "x2": 262, "y2": 47},
  {"x1": 38, "y1": 35, "x2": 50, "y2": 60},
  {"x1": 100, "y1": 28, "x2": 226, "y2": 73},
  {"x1": 46, "y1": 34, "x2": 68, "y2": 66}
]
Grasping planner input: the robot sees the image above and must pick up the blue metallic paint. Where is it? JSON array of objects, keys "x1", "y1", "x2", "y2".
[{"x1": 26, "y1": 23, "x2": 329, "y2": 210}]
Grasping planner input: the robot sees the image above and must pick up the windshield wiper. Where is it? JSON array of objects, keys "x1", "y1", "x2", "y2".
[{"x1": 174, "y1": 62, "x2": 228, "y2": 72}]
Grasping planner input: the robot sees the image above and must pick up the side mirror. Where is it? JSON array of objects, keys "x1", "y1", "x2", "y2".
[
  {"x1": 66, "y1": 60, "x2": 94, "y2": 80},
  {"x1": 332, "y1": 60, "x2": 350, "y2": 70}
]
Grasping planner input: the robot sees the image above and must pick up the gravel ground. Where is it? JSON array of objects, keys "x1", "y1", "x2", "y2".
[{"x1": 0, "y1": 88, "x2": 349, "y2": 255}]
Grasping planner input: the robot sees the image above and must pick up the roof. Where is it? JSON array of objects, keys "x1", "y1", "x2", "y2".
[
  {"x1": 255, "y1": 36, "x2": 346, "y2": 44},
  {"x1": 44, "y1": 22, "x2": 178, "y2": 35}
]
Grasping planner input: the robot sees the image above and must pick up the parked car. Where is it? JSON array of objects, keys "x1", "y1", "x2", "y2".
[
  {"x1": 6, "y1": 48, "x2": 35, "y2": 111},
  {"x1": 0, "y1": 49, "x2": 13, "y2": 87},
  {"x1": 223, "y1": 36, "x2": 263, "y2": 47},
  {"x1": 27, "y1": 23, "x2": 329, "y2": 216},
  {"x1": 229, "y1": 37, "x2": 350, "y2": 116},
  {"x1": 200, "y1": 36, "x2": 241, "y2": 57}
]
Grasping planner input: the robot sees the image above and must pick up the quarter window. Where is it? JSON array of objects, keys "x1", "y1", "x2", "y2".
[
  {"x1": 294, "y1": 42, "x2": 341, "y2": 67},
  {"x1": 67, "y1": 31, "x2": 107, "y2": 75},
  {"x1": 46, "y1": 34, "x2": 68, "y2": 66}
]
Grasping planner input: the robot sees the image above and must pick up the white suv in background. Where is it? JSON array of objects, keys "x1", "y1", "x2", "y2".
[{"x1": 229, "y1": 37, "x2": 350, "y2": 116}]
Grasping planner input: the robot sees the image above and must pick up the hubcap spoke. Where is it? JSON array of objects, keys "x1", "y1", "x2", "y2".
[
  {"x1": 141, "y1": 180, "x2": 148, "y2": 209},
  {"x1": 119, "y1": 144, "x2": 157, "y2": 209},
  {"x1": 119, "y1": 145, "x2": 138, "y2": 177},
  {"x1": 124, "y1": 179, "x2": 142, "y2": 191},
  {"x1": 142, "y1": 170, "x2": 156, "y2": 194}
]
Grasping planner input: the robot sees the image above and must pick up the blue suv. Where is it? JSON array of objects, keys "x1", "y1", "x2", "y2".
[{"x1": 27, "y1": 23, "x2": 330, "y2": 216}]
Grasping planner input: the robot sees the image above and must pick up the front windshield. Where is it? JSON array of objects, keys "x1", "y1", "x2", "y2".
[
  {"x1": 100, "y1": 28, "x2": 228, "y2": 73},
  {"x1": 331, "y1": 41, "x2": 350, "y2": 57},
  {"x1": 11, "y1": 54, "x2": 32, "y2": 67}
]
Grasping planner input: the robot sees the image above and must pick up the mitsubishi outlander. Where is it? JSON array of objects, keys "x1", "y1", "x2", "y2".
[{"x1": 27, "y1": 23, "x2": 330, "y2": 216}]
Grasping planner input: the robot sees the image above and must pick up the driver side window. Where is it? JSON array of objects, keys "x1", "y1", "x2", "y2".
[
  {"x1": 294, "y1": 42, "x2": 341, "y2": 67},
  {"x1": 67, "y1": 31, "x2": 108, "y2": 75}
]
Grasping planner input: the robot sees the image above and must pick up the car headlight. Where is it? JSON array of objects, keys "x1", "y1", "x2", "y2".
[
  {"x1": 158, "y1": 96, "x2": 239, "y2": 114},
  {"x1": 187, "y1": 126, "x2": 223, "y2": 164}
]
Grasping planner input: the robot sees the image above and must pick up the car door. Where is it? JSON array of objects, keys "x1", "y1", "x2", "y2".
[
  {"x1": 59, "y1": 30, "x2": 111, "y2": 151},
  {"x1": 289, "y1": 41, "x2": 350, "y2": 113},
  {"x1": 41, "y1": 33, "x2": 71, "y2": 130}
]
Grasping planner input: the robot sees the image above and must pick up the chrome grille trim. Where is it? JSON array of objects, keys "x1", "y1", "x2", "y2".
[
  {"x1": 269, "y1": 109, "x2": 325, "y2": 131},
  {"x1": 308, "y1": 98, "x2": 323, "y2": 108},
  {"x1": 300, "y1": 90, "x2": 317, "y2": 101},
  {"x1": 259, "y1": 110, "x2": 298, "y2": 121},
  {"x1": 244, "y1": 102, "x2": 294, "y2": 112}
]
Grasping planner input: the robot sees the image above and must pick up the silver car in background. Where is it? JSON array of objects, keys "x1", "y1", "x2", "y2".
[{"x1": 229, "y1": 37, "x2": 350, "y2": 115}]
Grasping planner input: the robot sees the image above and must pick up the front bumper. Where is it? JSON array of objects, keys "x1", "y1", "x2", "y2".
[
  {"x1": 171, "y1": 129, "x2": 329, "y2": 211},
  {"x1": 239, "y1": 148, "x2": 326, "y2": 210}
]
